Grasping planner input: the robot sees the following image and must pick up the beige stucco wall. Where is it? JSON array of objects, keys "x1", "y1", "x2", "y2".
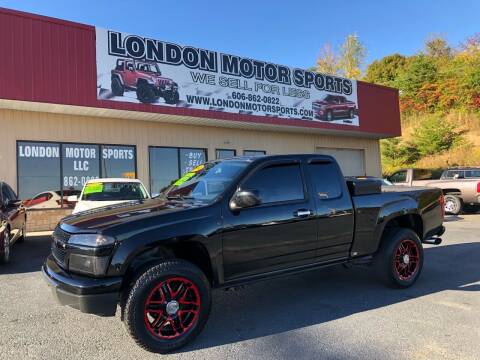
[{"x1": 0, "y1": 108, "x2": 381, "y2": 192}]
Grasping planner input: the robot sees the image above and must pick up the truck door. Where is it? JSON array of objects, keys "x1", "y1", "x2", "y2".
[
  {"x1": 333, "y1": 96, "x2": 343, "y2": 115},
  {"x1": 305, "y1": 159, "x2": 354, "y2": 260},
  {"x1": 123, "y1": 61, "x2": 137, "y2": 88},
  {"x1": 1, "y1": 183, "x2": 23, "y2": 238},
  {"x1": 222, "y1": 159, "x2": 318, "y2": 281}
]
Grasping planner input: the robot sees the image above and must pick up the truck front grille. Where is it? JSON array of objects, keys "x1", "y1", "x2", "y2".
[
  {"x1": 51, "y1": 244, "x2": 67, "y2": 267},
  {"x1": 51, "y1": 226, "x2": 71, "y2": 268},
  {"x1": 52, "y1": 226, "x2": 71, "y2": 243}
]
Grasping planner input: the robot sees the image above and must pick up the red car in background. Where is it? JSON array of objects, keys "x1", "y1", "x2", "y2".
[
  {"x1": 23, "y1": 189, "x2": 80, "y2": 209},
  {"x1": 111, "y1": 58, "x2": 180, "y2": 105},
  {"x1": 1, "y1": 181, "x2": 27, "y2": 264},
  {"x1": 312, "y1": 94, "x2": 357, "y2": 121}
]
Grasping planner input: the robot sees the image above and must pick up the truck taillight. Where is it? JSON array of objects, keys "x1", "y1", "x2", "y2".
[
  {"x1": 439, "y1": 194, "x2": 445, "y2": 219},
  {"x1": 477, "y1": 182, "x2": 480, "y2": 193}
]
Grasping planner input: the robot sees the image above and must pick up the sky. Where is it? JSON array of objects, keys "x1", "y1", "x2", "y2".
[{"x1": 1, "y1": 0, "x2": 479, "y2": 70}]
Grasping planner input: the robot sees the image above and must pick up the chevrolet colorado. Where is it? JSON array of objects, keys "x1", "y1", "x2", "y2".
[{"x1": 43, "y1": 155, "x2": 445, "y2": 353}]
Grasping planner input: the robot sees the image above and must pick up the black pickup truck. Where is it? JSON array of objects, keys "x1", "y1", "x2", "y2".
[{"x1": 43, "y1": 154, "x2": 445, "y2": 353}]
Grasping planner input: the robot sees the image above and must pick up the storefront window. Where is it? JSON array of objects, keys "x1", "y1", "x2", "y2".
[
  {"x1": 101, "y1": 145, "x2": 136, "y2": 179},
  {"x1": 216, "y1": 149, "x2": 236, "y2": 159},
  {"x1": 18, "y1": 142, "x2": 61, "y2": 208},
  {"x1": 149, "y1": 147, "x2": 179, "y2": 196},
  {"x1": 149, "y1": 147, "x2": 207, "y2": 197},
  {"x1": 62, "y1": 143, "x2": 100, "y2": 191},
  {"x1": 17, "y1": 141, "x2": 136, "y2": 209},
  {"x1": 180, "y1": 148, "x2": 207, "y2": 175},
  {"x1": 243, "y1": 150, "x2": 266, "y2": 156}
]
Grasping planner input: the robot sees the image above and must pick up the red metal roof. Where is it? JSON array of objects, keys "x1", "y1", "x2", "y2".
[{"x1": 0, "y1": 7, "x2": 401, "y2": 137}]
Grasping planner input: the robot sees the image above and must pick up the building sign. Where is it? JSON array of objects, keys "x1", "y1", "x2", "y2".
[{"x1": 96, "y1": 28, "x2": 359, "y2": 126}]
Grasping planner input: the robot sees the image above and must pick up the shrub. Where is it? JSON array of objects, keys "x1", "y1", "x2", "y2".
[{"x1": 411, "y1": 115, "x2": 465, "y2": 157}]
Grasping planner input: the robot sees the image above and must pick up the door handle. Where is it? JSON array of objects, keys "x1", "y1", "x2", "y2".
[{"x1": 294, "y1": 209, "x2": 312, "y2": 217}]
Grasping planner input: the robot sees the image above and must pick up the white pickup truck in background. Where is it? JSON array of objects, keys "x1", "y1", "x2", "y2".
[
  {"x1": 68, "y1": 178, "x2": 150, "y2": 214},
  {"x1": 388, "y1": 168, "x2": 480, "y2": 215}
]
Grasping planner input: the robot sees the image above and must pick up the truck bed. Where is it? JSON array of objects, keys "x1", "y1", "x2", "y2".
[{"x1": 349, "y1": 185, "x2": 443, "y2": 257}]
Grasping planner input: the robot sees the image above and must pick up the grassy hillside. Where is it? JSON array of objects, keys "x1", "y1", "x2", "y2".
[
  {"x1": 364, "y1": 35, "x2": 480, "y2": 175},
  {"x1": 382, "y1": 111, "x2": 480, "y2": 175},
  {"x1": 397, "y1": 112, "x2": 480, "y2": 172}
]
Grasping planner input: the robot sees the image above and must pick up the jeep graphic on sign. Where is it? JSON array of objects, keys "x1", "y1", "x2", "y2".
[{"x1": 110, "y1": 58, "x2": 180, "y2": 105}]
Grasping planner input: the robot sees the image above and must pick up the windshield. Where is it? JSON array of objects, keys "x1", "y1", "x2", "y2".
[
  {"x1": 81, "y1": 182, "x2": 149, "y2": 201},
  {"x1": 161, "y1": 160, "x2": 249, "y2": 202},
  {"x1": 137, "y1": 62, "x2": 160, "y2": 74}
]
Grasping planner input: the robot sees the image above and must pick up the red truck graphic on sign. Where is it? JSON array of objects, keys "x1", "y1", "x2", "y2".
[
  {"x1": 312, "y1": 94, "x2": 357, "y2": 121},
  {"x1": 111, "y1": 58, "x2": 180, "y2": 105}
]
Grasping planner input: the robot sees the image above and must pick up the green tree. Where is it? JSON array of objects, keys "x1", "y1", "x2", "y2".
[
  {"x1": 315, "y1": 43, "x2": 339, "y2": 75},
  {"x1": 363, "y1": 53, "x2": 407, "y2": 87},
  {"x1": 338, "y1": 34, "x2": 366, "y2": 79},
  {"x1": 381, "y1": 138, "x2": 420, "y2": 168},
  {"x1": 411, "y1": 116, "x2": 464, "y2": 156},
  {"x1": 424, "y1": 36, "x2": 452, "y2": 58},
  {"x1": 396, "y1": 55, "x2": 438, "y2": 97}
]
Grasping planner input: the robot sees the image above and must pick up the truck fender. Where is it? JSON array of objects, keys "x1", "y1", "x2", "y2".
[
  {"x1": 112, "y1": 234, "x2": 218, "y2": 291},
  {"x1": 111, "y1": 73, "x2": 124, "y2": 85},
  {"x1": 137, "y1": 77, "x2": 154, "y2": 86},
  {"x1": 372, "y1": 197, "x2": 422, "y2": 253}
]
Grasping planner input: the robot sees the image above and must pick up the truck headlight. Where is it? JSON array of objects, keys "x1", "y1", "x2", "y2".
[
  {"x1": 69, "y1": 254, "x2": 110, "y2": 276},
  {"x1": 69, "y1": 234, "x2": 115, "y2": 247}
]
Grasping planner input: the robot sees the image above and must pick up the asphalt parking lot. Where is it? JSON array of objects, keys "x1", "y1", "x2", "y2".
[{"x1": 0, "y1": 215, "x2": 479, "y2": 360}]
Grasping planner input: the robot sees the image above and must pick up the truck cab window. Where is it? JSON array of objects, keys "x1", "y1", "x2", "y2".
[
  {"x1": 307, "y1": 162, "x2": 342, "y2": 199},
  {"x1": 389, "y1": 171, "x2": 407, "y2": 183},
  {"x1": 241, "y1": 163, "x2": 304, "y2": 204}
]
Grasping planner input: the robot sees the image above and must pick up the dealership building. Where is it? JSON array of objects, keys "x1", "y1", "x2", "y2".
[{"x1": 0, "y1": 8, "x2": 401, "y2": 230}]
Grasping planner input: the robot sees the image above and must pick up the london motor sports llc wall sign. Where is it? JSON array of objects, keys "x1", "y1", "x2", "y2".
[{"x1": 96, "y1": 27, "x2": 359, "y2": 126}]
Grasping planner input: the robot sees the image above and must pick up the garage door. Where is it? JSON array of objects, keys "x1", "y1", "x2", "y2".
[{"x1": 315, "y1": 148, "x2": 365, "y2": 176}]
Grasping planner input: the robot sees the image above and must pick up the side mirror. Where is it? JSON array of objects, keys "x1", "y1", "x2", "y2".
[
  {"x1": 67, "y1": 195, "x2": 78, "y2": 203},
  {"x1": 229, "y1": 190, "x2": 261, "y2": 210}
]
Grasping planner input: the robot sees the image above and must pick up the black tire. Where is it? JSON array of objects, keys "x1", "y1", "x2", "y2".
[
  {"x1": 164, "y1": 90, "x2": 179, "y2": 105},
  {"x1": 325, "y1": 110, "x2": 333, "y2": 121},
  {"x1": 123, "y1": 259, "x2": 211, "y2": 353},
  {"x1": 444, "y1": 194, "x2": 462, "y2": 215},
  {"x1": 111, "y1": 77, "x2": 124, "y2": 96},
  {"x1": 0, "y1": 228, "x2": 10, "y2": 264},
  {"x1": 136, "y1": 82, "x2": 157, "y2": 104},
  {"x1": 374, "y1": 228, "x2": 424, "y2": 288}
]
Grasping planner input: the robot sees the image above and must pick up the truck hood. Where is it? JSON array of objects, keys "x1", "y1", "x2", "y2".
[{"x1": 60, "y1": 198, "x2": 201, "y2": 233}]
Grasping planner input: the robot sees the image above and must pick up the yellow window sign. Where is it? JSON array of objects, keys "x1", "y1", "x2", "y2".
[
  {"x1": 173, "y1": 172, "x2": 195, "y2": 186},
  {"x1": 173, "y1": 165, "x2": 205, "y2": 186},
  {"x1": 192, "y1": 164, "x2": 205, "y2": 172},
  {"x1": 83, "y1": 182, "x2": 104, "y2": 195}
]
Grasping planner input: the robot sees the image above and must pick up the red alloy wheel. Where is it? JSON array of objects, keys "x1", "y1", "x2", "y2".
[
  {"x1": 144, "y1": 277, "x2": 201, "y2": 339},
  {"x1": 393, "y1": 239, "x2": 420, "y2": 280}
]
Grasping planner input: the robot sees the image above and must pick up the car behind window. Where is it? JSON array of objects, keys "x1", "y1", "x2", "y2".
[{"x1": 81, "y1": 182, "x2": 148, "y2": 201}]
